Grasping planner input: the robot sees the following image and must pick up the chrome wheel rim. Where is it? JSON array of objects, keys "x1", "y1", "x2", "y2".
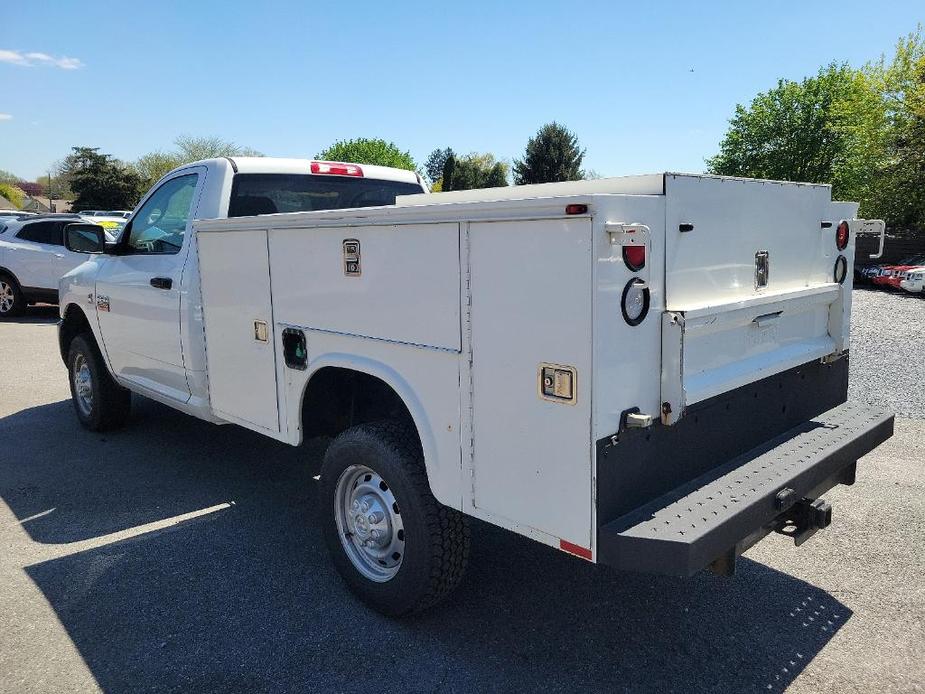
[
  {"x1": 334, "y1": 464, "x2": 404, "y2": 582},
  {"x1": 72, "y1": 354, "x2": 93, "y2": 416},
  {"x1": 0, "y1": 281, "x2": 13, "y2": 314}
]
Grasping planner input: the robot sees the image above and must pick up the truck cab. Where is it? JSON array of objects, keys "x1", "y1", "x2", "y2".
[{"x1": 58, "y1": 157, "x2": 426, "y2": 417}]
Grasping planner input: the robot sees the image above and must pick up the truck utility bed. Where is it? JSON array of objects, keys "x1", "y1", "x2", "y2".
[{"x1": 195, "y1": 172, "x2": 892, "y2": 574}]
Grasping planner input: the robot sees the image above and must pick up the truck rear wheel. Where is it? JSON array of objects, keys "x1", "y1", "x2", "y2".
[
  {"x1": 67, "y1": 334, "x2": 132, "y2": 431},
  {"x1": 319, "y1": 421, "x2": 470, "y2": 616}
]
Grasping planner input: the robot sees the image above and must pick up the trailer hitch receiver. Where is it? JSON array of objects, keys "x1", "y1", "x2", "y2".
[{"x1": 772, "y1": 496, "x2": 832, "y2": 546}]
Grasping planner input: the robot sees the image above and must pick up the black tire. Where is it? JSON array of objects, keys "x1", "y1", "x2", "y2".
[
  {"x1": 319, "y1": 421, "x2": 470, "y2": 616},
  {"x1": 0, "y1": 273, "x2": 25, "y2": 318},
  {"x1": 67, "y1": 333, "x2": 132, "y2": 431}
]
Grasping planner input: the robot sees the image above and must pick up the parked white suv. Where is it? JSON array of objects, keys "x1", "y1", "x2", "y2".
[
  {"x1": 0, "y1": 214, "x2": 90, "y2": 316},
  {"x1": 900, "y1": 268, "x2": 925, "y2": 295}
]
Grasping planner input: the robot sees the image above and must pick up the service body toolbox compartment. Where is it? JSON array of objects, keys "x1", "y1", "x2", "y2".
[{"x1": 196, "y1": 172, "x2": 892, "y2": 575}]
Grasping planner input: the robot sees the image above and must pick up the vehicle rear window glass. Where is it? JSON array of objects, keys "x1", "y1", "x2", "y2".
[
  {"x1": 16, "y1": 221, "x2": 65, "y2": 246},
  {"x1": 228, "y1": 174, "x2": 423, "y2": 217}
]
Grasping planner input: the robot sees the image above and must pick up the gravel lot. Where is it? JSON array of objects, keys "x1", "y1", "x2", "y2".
[
  {"x1": 849, "y1": 287, "x2": 925, "y2": 418},
  {"x1": 0, "y1": 290, "x2": 923, "y2": 693}
]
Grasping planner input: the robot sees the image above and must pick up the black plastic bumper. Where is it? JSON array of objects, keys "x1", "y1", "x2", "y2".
[{"x1": 597, "y1": 401, "x2": 893, "y2": 575}]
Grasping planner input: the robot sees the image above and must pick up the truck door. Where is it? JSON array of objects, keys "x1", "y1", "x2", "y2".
[{"x1": 94, "y1": 169, "x2": 206, "y2": 402}]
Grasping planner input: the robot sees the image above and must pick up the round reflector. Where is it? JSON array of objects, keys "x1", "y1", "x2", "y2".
[
  {"x1": 621, "y1": 278, "x2": 650, "y2": 326},
  {"x1": 834, "y1": 255, "x2": 848, "y2": 284},
  {"x1": 623, "y1": 244, "x2": 646, "y2": 271},
  {"x1": 836, "y1": 221, "x2": 849, "y2": 250}
]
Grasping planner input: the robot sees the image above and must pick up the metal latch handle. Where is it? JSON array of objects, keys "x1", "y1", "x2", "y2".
[{"x1": 753, "y1": 311, "x2": 782, "y2": 328}]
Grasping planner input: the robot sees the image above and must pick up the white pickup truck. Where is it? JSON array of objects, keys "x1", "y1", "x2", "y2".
[{"x1": 59, "y1": 163, "x2": 893, "y2": 616}]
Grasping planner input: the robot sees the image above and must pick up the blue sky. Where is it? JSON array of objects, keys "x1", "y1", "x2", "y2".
[{"x1": 1, "y1": 1, "x2": 922, "y2": 182}]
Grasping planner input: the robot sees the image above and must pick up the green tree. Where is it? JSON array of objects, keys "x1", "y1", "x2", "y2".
[
  {"x1": 424, "y1": 147, "x2": 453, "y2": 186},
  {"x1": 865, "y1": 27, "x2": 925, "y2": 229},
  {"x1": 877, "y1": 54, "x2": 925, "y2": 229},
  {"x1": 513, "y1": 122, "x2": 586, "y2": 184},
  {"x1": 67, "y1": 147, "x2": 144, "y2": 212},
  {"x1": 0, "y1": 169, "x2": 20, "y2": 185},
  {"x1": 441, "y1": 152, "x2": 509, "y2": 191},
  {"x1": 174, "y1": 134, "x2": 262, "y2": 161},
  {"x1": 316, "y1": 137, "x2": 417, "y2": 171},
  {"x1": 0, "y1": 182, "x2": 25, "y2": 209},
  {"x1": 132, "y1": 151, "x2": 183, "y2": 190},
  {"x1": 706, "y1": 64, "x2": 887, "y2": 210},
  {"x1": 131, "y1": 135, "x2": 263, "y2": 190}
]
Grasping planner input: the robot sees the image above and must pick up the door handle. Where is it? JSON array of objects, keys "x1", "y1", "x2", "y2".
[{"x1": 150, "y1": 277, "x2": 173, "y2": 290}]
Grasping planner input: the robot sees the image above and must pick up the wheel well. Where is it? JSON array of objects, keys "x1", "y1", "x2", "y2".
[
  {"x1": 0, "y1": 266, "x2": 19, "y2": 287},
  {"x1": 301, "y1": 367, "x2": 418, "y2": 445},
  {"x1": 59, "y1": 304, "x2": 94, "y2": 364}
]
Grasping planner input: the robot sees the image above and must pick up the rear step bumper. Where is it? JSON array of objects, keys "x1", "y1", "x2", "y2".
[{"x1": 597, "y1": 402, "x2": 894, "y2": 576}]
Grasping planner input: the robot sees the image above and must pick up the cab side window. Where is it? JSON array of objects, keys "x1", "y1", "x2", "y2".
[
  {"x1": 125, "y1": 174, "x2": 199, "y2": 255},
  {"x1": 16, "y1": 221, "x2": 64, "y2": 246}
]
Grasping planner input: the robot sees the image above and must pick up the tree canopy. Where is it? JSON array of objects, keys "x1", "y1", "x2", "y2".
[
  {"x1": 316, "y1": 138, "x2": 417, "y2": 171},
  {"x1": 513, "y1": 122, "x2": 585, "y2": 184},
  {"x1": 706, "y1": 64, "x2": 885, "y2": 205},
  {"x1": 708, "y1": 27, "x2": 925, "y2": 229},
  {"x1": 424, "y1": 147, "x2": 453, "y2": 186},
  {"x1": 67, "y1": 147, "x2": 143, "y2": 212},
  {"x1": 132, "y1": 135, "x2": 263, "y2": 190},
  {"x1": 441, "y1": 152, "x2": 509, "y2": 191}
]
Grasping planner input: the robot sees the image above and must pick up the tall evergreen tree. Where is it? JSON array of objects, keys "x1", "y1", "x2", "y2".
[{"x1": 513, "y1": 122, "x2": 585, "y2": 184}]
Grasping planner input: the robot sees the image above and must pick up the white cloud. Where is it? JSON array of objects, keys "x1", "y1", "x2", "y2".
[
  {"x1": 0, "y1": 49, "x2": 83, "y2": 70},
  {"x1": 0, "y1": 113, "x2": 12, "y2": 121}
]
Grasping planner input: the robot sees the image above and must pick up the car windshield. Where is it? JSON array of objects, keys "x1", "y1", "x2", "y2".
[{"x1": 227, "y1": 173, "x2": 423, "y2": 217}]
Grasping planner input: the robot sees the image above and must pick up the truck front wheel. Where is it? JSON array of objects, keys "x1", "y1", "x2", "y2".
[
  {"x1": 67, "y1": 334, "x2": 131, "y2": 431},
  {"x1": 319, "y1": 421, "x2": 470, "y2": 616}
]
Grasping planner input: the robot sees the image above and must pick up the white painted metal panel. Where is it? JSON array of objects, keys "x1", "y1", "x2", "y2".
[
  {"x1": 664, "y1": 174, "x2": 833, "y2": 308},
  {"x1": 267, "y1": 223, "x2": 460, "y2": 351},
  {"x1": 198, "y1": 228, "x2": 280, "y2": 432},
  {"x1": 397, "y1": 173, "x2": 664, "y2": 206},
  {"x1": 468, "y1": 218, "x2": 593, "y2": 547}
]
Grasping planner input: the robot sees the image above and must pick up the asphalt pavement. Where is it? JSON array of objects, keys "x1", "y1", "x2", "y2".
[{"x1": 1, "y1": 293, "x2": 923, "y2": 693}]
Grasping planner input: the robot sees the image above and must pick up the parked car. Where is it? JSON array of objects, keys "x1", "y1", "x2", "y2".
[
  {"x1": 900, "y1": 268, "x2": 925, "y2": 295},
  {"x1": 106, "y1": 210, "x2": 133, "y2": 219},
  {"x1": 871, "y1": 254, "x2": 925, "y2": 288},
  {"x1": 0, "y1": 209, "x2": 37, "y2": 216},
  {"x1": 0, "y1": 214, "x2": 98, "y2": 316}
]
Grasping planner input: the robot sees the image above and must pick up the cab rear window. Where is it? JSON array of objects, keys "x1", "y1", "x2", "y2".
[{"x1": 228, "y1": 174, "x2": 423, "y2": 218}]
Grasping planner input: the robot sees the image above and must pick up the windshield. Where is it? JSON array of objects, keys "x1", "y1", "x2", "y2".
[{"x1": 228, "y1": 173, "x2": 423, "y2": 218}]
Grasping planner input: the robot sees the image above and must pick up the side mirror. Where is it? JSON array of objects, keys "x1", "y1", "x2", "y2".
[{"x1": 65, "y1": 223, "x2": 107, "y2": 254}]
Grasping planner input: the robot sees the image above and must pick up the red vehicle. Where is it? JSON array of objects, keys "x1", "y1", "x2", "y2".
[{"x1": 871, "y1": 254, "x2": 925, "y2": 288}]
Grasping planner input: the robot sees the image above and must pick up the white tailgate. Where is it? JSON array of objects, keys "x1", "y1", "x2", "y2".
[
  {"x1": 659, "y1": 175, "x2": 849, "y2": 423},
  {"x1": 198, "y1": 229, "x2": 281, "y2": 433},
  {"x1": 661, "y1": 285, "x2": 840, "y2": 420},
  {"x1": 468, "y1": 218, "x2": 593, "y2": 548}
]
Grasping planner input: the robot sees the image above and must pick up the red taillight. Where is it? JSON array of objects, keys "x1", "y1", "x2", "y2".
[
  {"x1": 836, "y1": 221, "x2": 849, "y2": 250},
  {"x1": 311, "y1": 161, "x2": 364, "y2": 177},
  {"x1": 565, "y1": 204, "x2": 588, "y2": 215},
  {"x1": 623, "y1": 245, "x2": 646, "y2": 271}
]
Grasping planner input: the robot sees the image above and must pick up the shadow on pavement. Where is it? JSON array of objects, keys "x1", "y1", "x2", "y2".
[
  {"x1": 2, "y1": 399, "x2": 852, "y2": 692},
  {"x1": 1, "y1": 305, "x2": 59, "y2": 324}
]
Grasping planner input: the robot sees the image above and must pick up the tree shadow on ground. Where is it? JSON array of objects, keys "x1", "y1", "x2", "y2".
[{"x1": 2, "y1": 399, "x2": 851, "y2": 693}]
